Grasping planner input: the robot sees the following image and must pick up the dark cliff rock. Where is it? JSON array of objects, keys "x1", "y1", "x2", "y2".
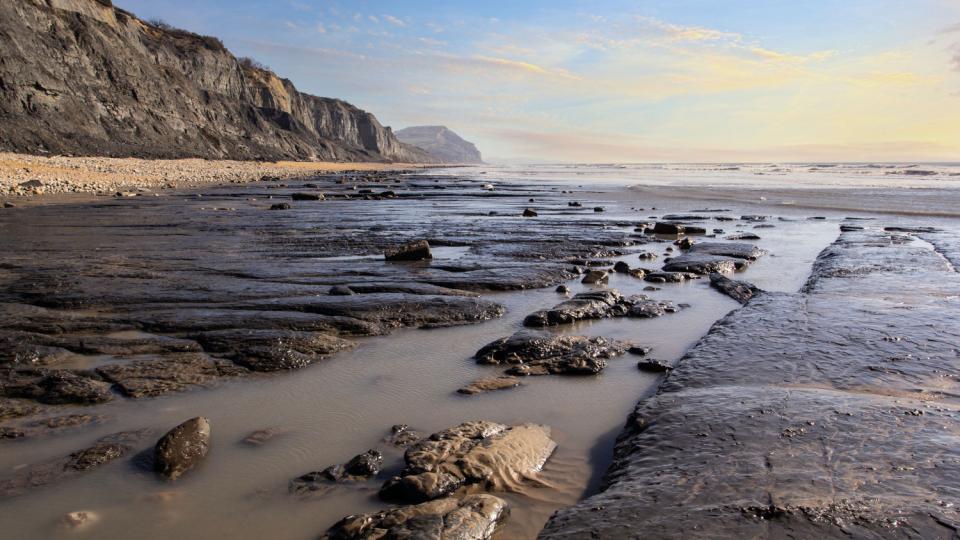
[
  {"x1": 395, "y1": 125, "x2": 483, "y2": 164},
  {"x1": 0, "y1": 0, "x2": 432, "y2": 162}
]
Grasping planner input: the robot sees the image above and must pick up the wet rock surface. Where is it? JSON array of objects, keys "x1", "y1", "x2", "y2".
[
  {"x1": 458, "y1": 376, "x2": 523, "y2": 395},
  {"x1": 291, "y1": 449, "x2": 384, "y2": 495},
  {"x1": 324, "y1": 493, "x2": 509, "y2": 540},
  {"x1": 708, "y1": 273, "x2": 762, "y2": 304},
  {"x1": 154, "y1": 417, "x2": 211, "y2": 481},
  {"x1": 0, "y1": 172, "x2": 656, "y2": 413},
  {"x1": 380, "y1": 421, "x2": 556, "y2": 504},
  {"x1": 523, "y1": 290, "x2": 678, "y2": 327},
  {"x1": 475, "y1": 331, "x2": 628, "y2": 376},
  {"x1": 661, "y1": 253, "x2": 747, "y2": 274},
  {"x1": 0, "y1": 430, "x2": 147, "y2": 497},
  {"x1": 541, "y1": 228, "x2": 960, "y2": 538}
]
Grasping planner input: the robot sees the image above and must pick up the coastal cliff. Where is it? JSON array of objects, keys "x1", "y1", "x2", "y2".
[
  {"x1": 395, "y1": 125, "x2": 483, "y2": 164},
  {"x1": 0, "y1": 0, "x2": 431, "y2": 162}
]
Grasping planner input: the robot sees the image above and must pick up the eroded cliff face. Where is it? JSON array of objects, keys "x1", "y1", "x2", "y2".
[
  {"x1": 395, "y1": 126, "x2": 484, "y2": 164},
  {"x1": 0, "y1": 0, "x2": 431, "y2": 162}
]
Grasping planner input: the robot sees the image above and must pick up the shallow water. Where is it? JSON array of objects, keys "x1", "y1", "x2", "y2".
[{"x1": 0, "y1": 165, "x2": 898, "y2": 539}]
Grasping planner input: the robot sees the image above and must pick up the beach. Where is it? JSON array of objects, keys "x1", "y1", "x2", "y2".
[
  {"x1": 0, "y1": 163, "x2": 959, "y2": 538},
  {"x1": 0, "y1": 152, "x2": 427, "y2": 199}
]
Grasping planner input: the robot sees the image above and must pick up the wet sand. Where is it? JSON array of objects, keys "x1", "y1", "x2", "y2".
[{"x1": 0, "y1": 164, "x2": 956, "y2": 538}]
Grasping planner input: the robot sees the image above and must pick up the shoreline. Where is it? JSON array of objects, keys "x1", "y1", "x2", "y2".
[
  {"x1": 630, "y1": 183, "x2": 960, "y2": 218},
  {"x1": 0, "y1": 152, "x2": 453, "y2": 202}
]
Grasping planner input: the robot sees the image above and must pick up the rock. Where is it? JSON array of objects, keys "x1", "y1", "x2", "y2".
[
  {"x1": 581, "y1": 270, "x2": 609, "y2": 284},
  {"x1": 555, "y1": 285, "x2": 570, "y2": 294},
  {"x1": 344, "y1": 449, "x2": 383, "y2": 477},
  {"x1": 726, "y1": 232, "x2": 761, "y2": 240},
  {"x1": 688, "y1": 242, "x2": 765, "y2": 261},
  {"x1": 385, "y1": 424, "x2": 423, "y2": 447},
  {"x1": 328, "y1": 285, "x2": 355, "y2": 296},
  {"x1": 290, "y1": 193, "x2": 324, "y2": 201},
  {"x1": 740, "y1": 215, "x2": 767, "y2": 222},
  {"x1": 653, "y1": 222, "x2": 683, "y2": 235},
  {"x1": 290, "y1": 470, "x2": 335, "y2": 495},
  {"x1": 637, "y1": 359, "x2": 673, "y2": 373},
  {"x1": 2, "y1": 202, "x2": 14, "y2": 208},
  {"x1": 644, "y1": 271, "x2": 699, "y2": 283},
  {"x1": 458, "y1": 376, "x2": 522, "y2": 395},
  {"x1": 613, "y1": 261, "x2": 631, "y2": 273},
  {"x1": 0, "y1": 398, "x2": 41, "y2": 420},
  {"x1": 676, "y1": 237, "x2": 695, "y2": 249},
  {"x1": 628, "y1": 345, "x2": 652, "y2": 356},
  {"x1": 192, "y1": 329, "x2": 353, "y2": 372},
  {"x1": 323, "y1": 494, "x2": 509, "y2": 540},
  {"x1": 662, "y1": 254, "x2": 747, "y2": 274},
  {"x1": 242, "y1": 427, "x2": 284, "y2": 446},
  {"x1": 593, "y1": 207, "x2": 604, "y2": 212},
  {"x1": 522, "y1": 208, "x2": 538, "y2": 217},
  {"x1": 154, "y1": 416, "x2": 211, "y2": 481},
  {"x1": 379, "y1": 421, "x2": 556, "y2": 504},
  {"x1": 97, "y1": 353, "x2": 237, "y2": 398},
  {"x1": 0, "y1": 431, "x2": 145, "y2": 497},
  {"x1": 385, "y1": 240, "x2": 433, "y2": 261},
  {"x1": 628, "y1": 299, "x2": 672, "y2": 318},
  {"x1": 568, "y1": 201, "x2": 582, "y2": 207},
  {"x1": 60, "y1": 510, "x2": 99, "y2": 530},
  {"x1": 0, "y1": 426, "x2": 26, "y2": 439},
  {"x1": 709, "y1": 273, "x2": 762, "y2": 304},
  {"x1": 298, "y1": 448, "x2": 385, "y2": 489},
  {"x1": 475, "y1": 330, "x2": 628, "y2": 376},
  {"x1": 1, "y1": 370, "x2": 113, "y2": 405},
  {"x1": 524, "y1": 290, "x2": 625, "y2": 327},
  {"x1": 524, "y1": 290, "x2": 677, "y2": 327},
  {"x1": 269, "y1": 203, "x2": 291, "y2": 210},
  {"x1": 637, "y1": 252, "x2": 658, "y2": 260}
]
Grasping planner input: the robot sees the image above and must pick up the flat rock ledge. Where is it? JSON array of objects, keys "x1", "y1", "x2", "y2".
[{"x1": 540, "y1": 228, "x2": 960, "y2": 538}]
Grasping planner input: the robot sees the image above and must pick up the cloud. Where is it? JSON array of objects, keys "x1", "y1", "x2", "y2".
[
  {"x1": 941, "y1": 22, "x2": 960, "y2": 34},
  {"x1": 383, "y1": 14, "x2": 406, "y2": 27},
  {"x1": 316, "y1": 23, "x2": 326, "y2": 34},
  {"x1": 636, "y1": 16, "x2": 741, "y2": 43}
]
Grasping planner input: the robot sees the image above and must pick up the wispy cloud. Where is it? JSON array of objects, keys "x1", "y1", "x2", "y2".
[{"x1": 382, "y1": 14, "x2": 406, "y2": 27}]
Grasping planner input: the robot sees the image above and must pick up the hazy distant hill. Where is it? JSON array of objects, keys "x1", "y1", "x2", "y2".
[
  {"x1": 0, "y1": 0, "x2": 431, "y2": 162},
  {"x1": 395, "y1": 126, "x2": 483, "y2": 164}
]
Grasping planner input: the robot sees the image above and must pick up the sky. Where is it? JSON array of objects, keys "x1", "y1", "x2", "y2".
[{"x1": 115, "y1": 0, "x2": 960, "y2": 163}]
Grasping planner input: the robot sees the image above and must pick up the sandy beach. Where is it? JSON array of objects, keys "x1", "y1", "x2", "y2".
[{"x1": 0, "y1": 152, "x2": 429, "y2": 200}]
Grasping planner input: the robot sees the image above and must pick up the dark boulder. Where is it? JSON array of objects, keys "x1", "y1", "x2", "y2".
[
  {"x1": 290, "y1": 193, "x2": 324, "y2": 201},
  {"x1": 709, "y1": 273, "x2": 762, "y2": 304},
  {"x1": 385, "y1": 240, "x2": 433, "y2": 261},
  {"x1": 154, "y1": 416, "x2": 211, "y2": 481}
]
